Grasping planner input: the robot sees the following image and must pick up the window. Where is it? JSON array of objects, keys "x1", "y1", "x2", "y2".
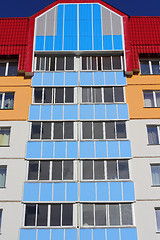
[
  {"x1": 0, "y1": 61, "x2": 18, "y2": 76},
  {"x1": 24, "y1": 204, "x2": 73, "y2": 227},
  {"x1": 140, "y1": 60, "x2": 160, "y2": 75},
  {"x1": 143, "y1": 91, "x2": 160, "y2": 107},
  {"x1": 155, "y1": 209, "x2": 160, "y2": 232},
  {"x1": 82, "y1": 204, "x2": 133, "y2": 227},
  {"x1": 0, "y1": 127, "x2": 10, "y2": 146},
  {"x1": 28, "y1": 160, "x2": 74, "y2": 181},
  {"x1": 0, "y1": 166, "x2": 7, "y2": 188},
  {"x1": 35, "y1": 56, "x2": 74, "y2": 71},
  {"x1": 31, "y1": 122, "x2": 74, "y2": 140},
  {"x1": 33, "y1": 87, "x2": 75, "y2": 104},
  {"x1": 82, "y1": 160, "x2": 129, "y2": 181},
  {"x1": 82, "y1": 87, "x2": 124, "y2": 103},
  {"x1": 151, "y1": 165, "x2": 160, "y2": 186},
  {"x1": 81, "y1": 56, "x2": 123, "y2": 71},
  {"x1": 0, "y1": 210, "x2": 2, "y2": 231},
  {"x1": 147, "y1": 126, "x2": 160, "y2": 145},
  {"x1": 82, "y1": 121, "x2": 126, "y2": 140},
  {"x1": 0, "y1": 92, "x2": 14, "y2": 109}
]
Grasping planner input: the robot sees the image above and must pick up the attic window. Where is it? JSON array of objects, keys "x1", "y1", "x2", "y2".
[
  {"x1": 0, "y1": 60, "x2": 18, "y2": 76},
  {"x1": 140, "y1": 60, "x2": 160, "y2": 75}
]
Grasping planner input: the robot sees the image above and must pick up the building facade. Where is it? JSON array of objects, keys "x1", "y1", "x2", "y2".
[{"x1": 0, "y1": 1, "x2": 160, "y2": 240}]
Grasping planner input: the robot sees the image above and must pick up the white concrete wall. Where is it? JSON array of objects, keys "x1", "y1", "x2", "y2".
[{"x1": 0, "y1": 121, "x2": 29, "y2": 159}]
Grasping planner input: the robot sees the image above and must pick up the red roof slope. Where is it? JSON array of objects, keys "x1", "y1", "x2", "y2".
[
  {"x1": 129, "y1": 16, "x2": 160, "y2": 71},
  {"x1": 0, "y1": 17, "x2": 29, "y2": 71}
]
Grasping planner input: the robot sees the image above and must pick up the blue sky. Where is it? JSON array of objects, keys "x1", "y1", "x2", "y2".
[{"x1": 0, "y1": 0, "x2": 159, "y2": 17}]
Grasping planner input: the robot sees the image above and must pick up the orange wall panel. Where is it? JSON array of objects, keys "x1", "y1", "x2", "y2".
[
  {"x1": 0, "y1": 76, "x2": 32, "y2": 121},
  {"x1": 126, "y1": 74, "x2": 160, "y2": 119}
]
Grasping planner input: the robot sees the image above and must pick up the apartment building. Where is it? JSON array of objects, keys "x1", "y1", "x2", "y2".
[{"x1": 0, "y1": 1, "x2": 159, "y2": 240}]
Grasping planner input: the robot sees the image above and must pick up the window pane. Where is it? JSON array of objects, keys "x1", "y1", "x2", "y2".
[
  {"x1": 42, "y1": 122, "x2": 51, "y2": 139},
  {"x1": 36, "y1": 57, "x2": 40, "y2": 70},
  {"x1": 94, "y1": 122, "x2": 103, "y2": 139},
  {"x1": 143, "y1": 91, "x2": 154, "y2": 107},
  {"x1": 0, "y1": 63, "x2": 6, "y2": 76},
  {"x1": 83, "y1": 122, "x2": 92, "y2": 139},
  {"x1": 41, "y1": 57, "x2": 45, "y2": 70},
  {"x1": 62, "y1": 204, "x2": 73, "y2": 226},
  {"x1": 83, "y1": 204, "x2": 94, "y2": 226},
  {"x1": 31, "y1": 122, "x2": 41, "y2": 139},
  {"x1": 95, "y1": 161, "x2": 105, "y2": 180},
  {"x1": 25, "y1": 204, "x2": 36, "y2": 226},
  {"x1": 54, "y1": 122, "x2": 63, "y2": 139},
  {"x1": 92, "y1": 57, "x2": 97, "y2": 70},
  {"x1": 116, "y1": 122, "x2": 126, "y2": 139},
  {"x1": 118, "y1": 161, "x2": 129, "y2": 179},
  {"x1": 82, "y1": 57, "x2": 87, "y2": 70},
  {"x1": 152, "y1": 61, "x2": 160, "y2": 74},
  {"x1": 103, "y1": 57, "x2": 111, "y2": 70},
  {"x1": 140, "y1": 61, "x2": 150, "y2": 75},
  {"x1": 28, "y1": 161, "x2": 39, "y2": 180},
  {"x1": 156, "y1": 209, "x2": 160, "y2": 232},
  {"x1": 50, "y1": 204, "x2": 61, "y2": 226},
  {"x1": 39, "y1": 161, "x2": 50, "y2": 180},
  {"x1": 0, "y1": 210, "x2": 2, "y2": 231},
  {"x1": 0, "y1": 128, "x2": 10, "y2": 146},
  {"x1": 44, "y1": 88, "x2": 52, "y2": 103},
  {"x1": 105, "y1": 122, "x2": 115, "y2": 139},
  {"x1": 65, "y1": 88, "x2": 74, "y2": 103},
  {"x1": 52, "y1": 161, "x2": 62, "y2": 180},
  {"x1": 93, "y1": 88, "x2": 102, "y2": 102},
  {"x1": 0, "y1": 166, "x2": 7, "y2": 187},
  {"x1": 121, "y1": 204, "x2": 133, "y2": 225},
  {"x1": 114, "y1": 87, "x2": 124, "y2": 102},
  {"x1": 0, "y1": 94, "x2": 2, "y2": 108},
  {"x1": 83, "y1": 161, "x2": 93, "y2": 180},
  {"x1": 155, "y1": 92, "x2": 160, "y2": 107},
  {"x1": 95, "y1": 205, "x2": 106, "y2": 226},
  {"x1": 4, "y1": 93, "x2": 14, "y2": 109},
  {"x1": 66, "y1": 57, "x2": 74, "y2": 70},
  {"x1": 46, "y1": 57, "x2": 50, "y2": 71},
  {"x1": 104, "y1": 87, "x2": 113, "y2": 102},
  {"x1": 37, "y1": 204, "x2": 48, "y2": 226},
  {"x1": 56, "y1": 57, "x2": 64, "y2": 70},
  {"x1": 87, "y1": 57, "x2": 91, "y2": 70},
  {"x1": 109, "y1": 204, "x2": 120, "y2": 225},
  {"x1": 82, "y1": 88, "x2": 91, "y2": 103},
  {"x1": 55, "y1": 88, "x2": 64, "y2": 103},
  {"x1": 8, "y1": 62, "x2": 18, "y2": 76},
  {"x1": 34, "y1": 88, "x2": 42, "y2": 103},
  {"x1": 107, "y1": 161, "x2": 117, "y2": 179},
  {"x1": 50, "y1": 57, "x2": 55, "y2": 71},
  {"x1": 151, "y1": 165, "x2": 160, "y2": 185},
  {"x1": 64, "y1": 122, "x2": 73, "y2": 139},
  {"x1": 112, "y1": 56, "x2": 121, "y2": 69},
  {"x1": 147, "y1": 126, "x2": 159, "y2": 144},
  {"x1": 63, "y1": 161, "x2": 73, "y2": 180},
  {"x1": 98, "y1": 57, "x2": 101, "y2": 70}
]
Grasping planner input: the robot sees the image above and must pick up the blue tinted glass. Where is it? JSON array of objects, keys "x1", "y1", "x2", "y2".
[
  {"x1": 143, "y1": 92, "x2": 154, "y2": 107},
  {"x1": 0, "y1": 210, "x2": 2, "y2": 230},
  {"x1": 0, "y1": 94, "x2": 2, "y2": 108},
  {"x1": 4, "y1": 93, "x2": 14, "y2": 109},
  {"x1": 147, "y1": 126, "x2": 159, "y2": 144},
  {"x1": 140, "y1": 61, "x2": 150, "y2": 75},
  {"x1": 152, "y1": 61, "x2": 160, "y2": 74},
  {"x1": 0, "y1": 63, "x2": 6, "y2": 76},
  {"x1": 151, "y1": 166, "x2": 160, "y2": 185},
  {"x1": 8, "y1": 62, "x2": 18, "y2": 76}
]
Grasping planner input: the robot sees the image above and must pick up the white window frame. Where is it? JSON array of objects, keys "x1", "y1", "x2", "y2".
[
  {"x1": 81, "y1": 160, "x2": 130, "y2": 181},
  {"x1": 81, "y1": 121, "x2": 127, "y2": 140},
  {"x1": 0, "y1": 60, "x2": 18, "y2": 76},
  {"x1": 81, "y1": 203, "x2": 133, "y2": 227},
  {"x1": 143, "y1": 90, "x2": 160, "y2": 107},
  {"x1": 27, "y1": 160, "x2": 76, "y2": 182},
  {"x1": 140, "y1": 59, "x2": 160, "y2": 75},
  {"x1": 30, "y1": 122, "x2": 76, "y2": 141},
  {"x1": 0, "y1": 92, "x2": 15, "y2": 109},
  {"x1": 147, "y1": 125, "x2": 160, "y2": 145},
  {"x1": 24, "y1": 203, "x2": 75, "y2": 227}
]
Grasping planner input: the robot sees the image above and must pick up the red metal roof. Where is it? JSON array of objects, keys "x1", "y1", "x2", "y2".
[
  {"x1": 0, "y1": 17, "x2": 29, "y2": 71},
  {"x1": 128, "y1": 16, "x2": 160, "y2": 71}
]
